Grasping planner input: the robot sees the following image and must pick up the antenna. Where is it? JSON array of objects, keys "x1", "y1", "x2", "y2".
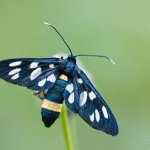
[
  {"x1": 43, "y1": 22, "x2": 73, "y2": 56},
  {"x1": 75, "y1": 54, "x2": 116, "y2": 65}
]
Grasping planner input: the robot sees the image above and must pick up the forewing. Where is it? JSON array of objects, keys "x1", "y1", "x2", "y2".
[
  {"x1": 63, "y1": 74, "x2": 81, "y2": 113},
  {"x1": 0, "y1": 57, "x2": 64, "y2": 91},
  {"x1": 63, "y1": 66, "x2": 118, "y2": 136}
]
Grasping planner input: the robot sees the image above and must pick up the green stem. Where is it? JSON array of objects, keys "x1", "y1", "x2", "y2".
[{"x1": 61, "y1": 104, "x2": 74, "y2": 150}]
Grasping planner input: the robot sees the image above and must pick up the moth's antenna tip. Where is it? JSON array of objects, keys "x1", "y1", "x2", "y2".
[
  {"x1": 110, "y1": 59, "x2": 116, "y2": 65},
  {"x1": 43, "y1": 21, "x2": 73, "y2": 56},
  {"x1": 43, "y1": 21, "x2": 52, "y2": 26}
]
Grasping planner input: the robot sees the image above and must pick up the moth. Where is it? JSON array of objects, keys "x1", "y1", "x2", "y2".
[{"x1": 0, "y1": 22, "x2": 118, "y2": 136}]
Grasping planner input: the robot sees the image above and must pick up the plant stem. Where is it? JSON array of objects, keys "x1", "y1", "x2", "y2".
[{"x1": 61, "y1": 104, "x2": 74, "y2": 150}]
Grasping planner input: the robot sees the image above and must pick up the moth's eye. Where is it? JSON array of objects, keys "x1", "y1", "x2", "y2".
[
  {"x1": 67, "y1": 57, "x2": 72, "y2": 61},
  {"x1": 61, "y1": 56, "x2": 63, "y2": 59}
]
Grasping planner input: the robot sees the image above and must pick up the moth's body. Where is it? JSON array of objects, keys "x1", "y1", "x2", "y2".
[{"x1": 37, "y1": 56, "x2": 76, "y2": 127}]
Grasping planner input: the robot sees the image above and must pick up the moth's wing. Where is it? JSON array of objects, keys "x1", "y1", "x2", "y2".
[
  {"x1": 0, "y1": 57, "x2": 64, "y2": 91},
  {"x1": 63, "y1": 74, "x2": 81, "y2": 113},
  {"x1": 63, "y1": 66, "x2": 118, "y2": 136}
]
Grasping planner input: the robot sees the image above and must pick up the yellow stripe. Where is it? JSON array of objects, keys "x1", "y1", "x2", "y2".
[
  {"x1": 59, "y1": 74, "x2": 68, "y2": 81},
  {"x1": 42, "y1": 99, "x2": 62, "y2": 112}
]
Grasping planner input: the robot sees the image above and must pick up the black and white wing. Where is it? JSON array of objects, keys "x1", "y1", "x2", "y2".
[
  {"x1": 63, "y1": 66, "x2": 118, "y2": 136},
  {"x1": 0, "y1": 57, "x2": 64, "y2": 91}
]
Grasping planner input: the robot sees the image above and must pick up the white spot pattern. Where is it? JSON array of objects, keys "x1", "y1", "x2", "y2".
[
  {"x1": 38, "y1": 78, "x2": 46, "y2": 87},
  {"x1": 49, "y1": 64, "x2": 55, "y2": 69},
  {"x1": 8, "y1": 68, "x2": 21, "y2": 76},
  {"x1": 95, "y1": 109, "x2": 100, "y2": 122},
  {"x1": 102, "y1": 106, "x2": 108, "y2": 119},
  {"x1": 30, "y1": 67, "x2": 42, "y2": 80},
  {"x1": 90, "y1": 113, "x2": 94, "y2": 122},
  {"x1": 47, "y1": 74, "x2": 56, "y2": 83},
  {"x1": 11, "y1": 73, "x2": 20, "y2": 80},
  {"x1": 30, "y1": 62, "x2": 38, "y2": 69},
  {"x1": 66, "y1": 84, "x2": 74, "y2": 93},
  {"x1": 89, "y1": 91, "x2": 96, "y2": 100},
  {"x1": 77, "y1": 78, "x2": 83, "y2": 84},
  {"x1": 68, "y1": 92, "x2": 74, "y2": 104},
  {"x1": 79, "y1": 91, "x2": 87, "y2": 106},
  {"x1": 9, "y1": 61, "x2": 22, "y2": 67}
]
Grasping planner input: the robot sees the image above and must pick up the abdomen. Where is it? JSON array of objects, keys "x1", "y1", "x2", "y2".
[{"x1": 41, "y1": 74, "x2": 68, "y2": 127}]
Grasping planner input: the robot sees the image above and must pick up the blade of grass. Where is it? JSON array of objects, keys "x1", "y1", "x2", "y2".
[{"x1": 61, "y1": 104, "x2": 74, "y2": 150}]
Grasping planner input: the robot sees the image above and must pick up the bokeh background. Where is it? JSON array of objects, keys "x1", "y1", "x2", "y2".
[{"x1": 0, "y1": 0, "x2": 150, "y2": 150}]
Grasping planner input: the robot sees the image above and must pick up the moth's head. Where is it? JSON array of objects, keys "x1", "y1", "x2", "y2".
[{"x1": 67, "y1": 55, "x2": 76, "y2": 64}]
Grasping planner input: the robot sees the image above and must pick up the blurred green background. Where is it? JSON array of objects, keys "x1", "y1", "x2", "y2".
[{"x1": 0, "y1": 0, "x2": 150, "y2": 150}]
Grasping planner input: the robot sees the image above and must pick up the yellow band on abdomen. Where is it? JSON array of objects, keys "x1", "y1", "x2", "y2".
[
  {"x1": 59, "y1": 74, "x2": 68, "y2": 81},
  {"x1": 42, "y1": 99, "x2": 62, "y2": 112}
]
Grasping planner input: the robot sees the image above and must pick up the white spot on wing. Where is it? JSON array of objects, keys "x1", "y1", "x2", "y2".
[
  {"x1": 30, "y1": 67, "x2": 42, "y2": 80},
  {"x1": 102, "y1": 106, "x2": 108, "y2": 119},
  {"x1": 89, "y1": 91, "x2": 96, "y2": 100},
  {"x1": 8, "y1": 68, "x2": 21, "y2": 76},
  {"x1": 66, "y1": 84, "x2": 74, "y2": 93},
  {"x1": 11, "y1": 73, "x2": 20, "y2": 80},
  {"x1": 9, "y1": 61, "x2": 22, "y2": 67},
  {"x1": 33, "y1": 90, "x2": 39, "y2": 94},
  {"x1": 30, "y1": 62, "x2": 39, "y2": 69},
  {"x1": 79, "y1": 91, "x2": 87, "y2": 106},
  {"x1": 44, "y1": 89, "x2": 48, "y2": 94},
  {"x1": 90, "y1": 113, "x2": 94, "y2": 122},
  {"x1": 77, "y1": 78, "x2": 83, "y2": 84},
  {"x1": 95, "y1": 109, "x2": 100, "y2": 122},
  {"x1": 68, "y1": 92, "x2": 74, "y2": 104},
  {"x1": 38, "y1": 78, "x2": 46, "y2": 87},
  {"x1": 49, "y1": 64, "x2": 55, "y2": 69},
  {"x1": 47, "y1": 74, "x2": 56, "y2": 83}
]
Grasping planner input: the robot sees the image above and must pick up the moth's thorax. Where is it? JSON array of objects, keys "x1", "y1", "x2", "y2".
[{"x1": 63, "y1": 56, "x2": 76, "y2": 75}]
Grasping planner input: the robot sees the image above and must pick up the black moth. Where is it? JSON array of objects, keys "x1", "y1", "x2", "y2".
[{"x1": 0, "y1": 22, "x2": 118, "y2": 136}]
